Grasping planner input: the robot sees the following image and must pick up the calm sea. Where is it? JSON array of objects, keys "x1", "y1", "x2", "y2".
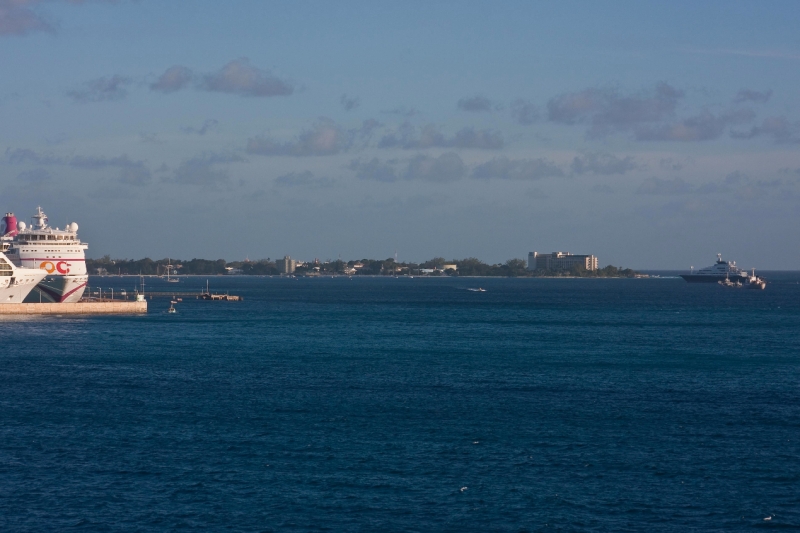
[{"x1": 2, "y1": 274, "x2": 799, "y2": 531}]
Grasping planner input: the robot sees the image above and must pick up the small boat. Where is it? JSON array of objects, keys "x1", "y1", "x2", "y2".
[
  {"x1": 467, "y1": 287, "x2": 486, "y2": 292},
  {"x1": 718, "y1": 275, "x2": 742, "y2": 288},
  {"x1": 164, "y1": 258, "x2": 180, "y2": 283},
  {"x1": 746, "y1": 269, "x2": 767, "y2": 290},
  {"x1": 167, "y1": 302, "x2": 176, "y2": 313}
]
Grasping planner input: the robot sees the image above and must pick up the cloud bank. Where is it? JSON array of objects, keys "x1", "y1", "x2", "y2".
[
  {"x1": 731, "y1": 116, "x2": 799, "y2": 143},
  {"x1": 182, "y1": 119, "x2": 219, "y2": 135},
  {"x1": 571, "y1": 152, "x2": 638, "y2": 175},
  {"x1": 350, "y1": 152, "x2": 466, "y2": 183},
  {"x1": 378, "y1": 123, "x2": 503, "y2": 150},
  {"x1": 67, "y1": 75, "x2": 130, "y2": 103},
  {"x1": 340, "y1": 94, "x2": 360, "y2": 111},
  {"x1": 636, "y1": 109, "x2": 755, "y2": 141},
  {"x1": 510, "y1": 99, "x2": 539, "y2": 125},
  {"x1": 547, "y1": 82, "x2": 684, "y2": 138},
  {"x1": 69, "y1": 154, "x2": 152, "y2": 186},
  {"x1": 169, "y1": 152, "x2": 244, "y2": 187},
  {"x1": 472, "y1": 156, "x2": 563, "y2": 180},
  {"x1": 151, "y1": 59, "x2": 293, "y2": 98},
  {"x1": 247, "y1": 118, "x2": 351, "y2": 156},
  {"x1": 275, "y1": 171, "x2": 335, "y2": 189},
  {"x1": 457, "y1": 95, "x2": 494, "y2": 112},
  {"x1": 734, "y1": 89, "x2": 772, "y2": 103}
]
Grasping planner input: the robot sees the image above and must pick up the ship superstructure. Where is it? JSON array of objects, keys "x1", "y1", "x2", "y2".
[
  {"x1": 1, "y1": 207, "x2": 89, "y2": 302},
  {"x1": 680, "y1": 254, "x2": 749, "y2": 283},
  {"x1": 0, "y1": 251, "x2": 47, "y2": 303}
]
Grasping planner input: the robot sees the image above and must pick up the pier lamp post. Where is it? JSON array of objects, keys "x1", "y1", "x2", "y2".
[{"x1": 108, "y1": 288, "x2": 114, "y2": 300}]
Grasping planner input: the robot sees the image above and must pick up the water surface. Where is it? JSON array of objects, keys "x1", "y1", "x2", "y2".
[{"x1": 1, "y1": 275, "x2": 799, "y2": 531}]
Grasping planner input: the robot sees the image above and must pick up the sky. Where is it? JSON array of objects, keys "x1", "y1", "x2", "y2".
[{"x1": 1, "y1": 0, "x2": 799, "y2": 269}]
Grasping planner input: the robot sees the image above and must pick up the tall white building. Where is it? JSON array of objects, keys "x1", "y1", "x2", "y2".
[
  {"x1": 527, "y1": 251, "x2": 598, "y2": 271},
  {"x1": 277, "y1": 255, "x2": 297, "y2": 274}
]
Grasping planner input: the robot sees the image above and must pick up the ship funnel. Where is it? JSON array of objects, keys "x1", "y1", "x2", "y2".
[{"x1": 2, "y1": 213, "x2": 18, "y2": 237}]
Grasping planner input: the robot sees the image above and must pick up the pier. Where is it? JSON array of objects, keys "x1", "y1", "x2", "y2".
[
  {"x1": 135, "y1": 291, "x2": 242, "y2": 301},
  {"x1": 0, "y1": 300, "x2": 147, "y2": 315}
]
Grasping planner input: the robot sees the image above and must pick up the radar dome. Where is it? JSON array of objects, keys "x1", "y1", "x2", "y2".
[
  {"x1": 69, "y1": 222, "x2": 79, "y2": 232},
  {"x1": 17, "y1": 221, "x2": 26, "y2": 231}
]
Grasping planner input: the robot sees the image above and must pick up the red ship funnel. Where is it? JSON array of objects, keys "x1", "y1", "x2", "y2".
[{"x1": 2, "y1": 213, "x2": 18, "y2": 237}]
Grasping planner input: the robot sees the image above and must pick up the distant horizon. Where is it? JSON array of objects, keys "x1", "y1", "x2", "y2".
[{"x1": 84, "y1": 253, "x2": 794, "y2": 272}]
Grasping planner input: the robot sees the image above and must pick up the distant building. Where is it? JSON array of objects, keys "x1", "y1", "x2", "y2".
[
  {"x1": 527, "y1": 251, "x2": 598, "y2": 271},
  {"x1": 277, "y1": 255, "x2": 297, "y2": 274},
  {"x1": 442, "y1": 264, "x2": 458, "y2": 271}
]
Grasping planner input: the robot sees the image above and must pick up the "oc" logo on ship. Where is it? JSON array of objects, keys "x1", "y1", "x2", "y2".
[{"x1": 39, "y1": 261, "x2": 70, "y2": 274}]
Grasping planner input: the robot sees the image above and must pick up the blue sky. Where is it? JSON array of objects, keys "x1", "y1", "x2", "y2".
[{"x1": 1, "y1": 1, "x2": 799, "y2": 268}]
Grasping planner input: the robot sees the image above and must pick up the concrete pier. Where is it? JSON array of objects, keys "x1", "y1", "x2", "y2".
[{"x1": 0, "y1": 300, "x2": 147, "y2": 315}]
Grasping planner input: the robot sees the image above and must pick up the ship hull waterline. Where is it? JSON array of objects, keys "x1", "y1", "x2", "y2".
[{"x1": 681, "y1": 274, "x2": 749, "y2": 283}]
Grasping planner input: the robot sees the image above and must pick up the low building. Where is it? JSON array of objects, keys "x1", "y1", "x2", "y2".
[
  {"x1": 527, "y1": 251, "x2": 598, "y2": 271},
  {"x1": 277, "y1": 255, "x2": 297, "y2": 274},
  {"x1": 442, "y1": 264, "x2": 458, "y2": 271}
]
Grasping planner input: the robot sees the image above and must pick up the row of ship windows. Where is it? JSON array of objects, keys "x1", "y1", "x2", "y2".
[
  {"x1": 20, "y1": 235, "x2": 76, "y2": 241},
  {"x1": 0, "y1": 275, "x2": 36, "y2": 281}
]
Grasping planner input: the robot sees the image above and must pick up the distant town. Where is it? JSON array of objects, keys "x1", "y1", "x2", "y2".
[{"x1": 88, "y1": 251, "x2": 638, "y2": 278}]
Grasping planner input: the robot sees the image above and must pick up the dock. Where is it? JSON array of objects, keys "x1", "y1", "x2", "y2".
[
  {"x1": 142, "y1": 291, "x2": 242, "y2": 301},
  {"x1": 200, "y1": 293, "x2": 241, "y2": 301},
  {"x1": 114, "y1": 280, "x2": 242, "y2": 301},
  {"x1": 0, "y1": 300, "x2": 147, "y2": 315}
]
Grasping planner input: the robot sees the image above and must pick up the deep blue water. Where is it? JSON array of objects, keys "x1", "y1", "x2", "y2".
[{"x1": 2, "y1": 274, "x2": 800, "y2": 531}]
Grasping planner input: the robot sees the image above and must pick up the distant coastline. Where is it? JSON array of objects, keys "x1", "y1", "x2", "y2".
[{"x1": 87, "y1": 256, "x2": 639, "y2": 278}]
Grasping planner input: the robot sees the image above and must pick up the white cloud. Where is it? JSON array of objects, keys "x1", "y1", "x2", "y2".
[
  {"x1": 201, "y1": 58, "x2": 293, "y2": 97},
  {"x1": 151, "y1": 65, "x2": 194, "y2": 93}
]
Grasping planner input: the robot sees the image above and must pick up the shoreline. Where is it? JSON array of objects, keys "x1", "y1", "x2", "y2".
[{"x1": 88, "y1": 274, "x2": 654, "y2": 280}]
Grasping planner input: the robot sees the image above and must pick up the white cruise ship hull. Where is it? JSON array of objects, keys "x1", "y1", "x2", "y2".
[
  {"x1": 24, "y1": 275, "x2": 88, "y2": 303},
  {"x1": 0, "y1": 255, "x2": 47, "y2": 303}
]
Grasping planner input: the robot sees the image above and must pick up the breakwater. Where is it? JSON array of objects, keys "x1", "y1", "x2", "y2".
[{"x1": 0, "y1": 301, "x2": 147, "y2": 315}]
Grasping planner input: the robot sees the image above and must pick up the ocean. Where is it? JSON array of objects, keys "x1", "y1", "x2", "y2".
[{"x1": 1, "y1": 274, "x2": 799, "y2": 531}]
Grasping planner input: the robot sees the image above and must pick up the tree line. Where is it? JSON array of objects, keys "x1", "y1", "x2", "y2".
[{"x1": 87, "y1": 255, "x2": 637, "y2": 278}]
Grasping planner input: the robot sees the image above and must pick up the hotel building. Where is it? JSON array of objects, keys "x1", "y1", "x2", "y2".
[{"x1": 527, "y1": 251, "x2": 599, "y2": 271}]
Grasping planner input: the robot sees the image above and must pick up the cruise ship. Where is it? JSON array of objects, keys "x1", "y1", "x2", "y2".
[
  {"x1": 0, "y1": 251, "x2": 47, "y2": 303},
  {"x1": 681, "y1": 254, "x2": 749, "y2": 283},
  {"x1": 1, "y1": 207, "x2": 89, "y2": 302}
]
